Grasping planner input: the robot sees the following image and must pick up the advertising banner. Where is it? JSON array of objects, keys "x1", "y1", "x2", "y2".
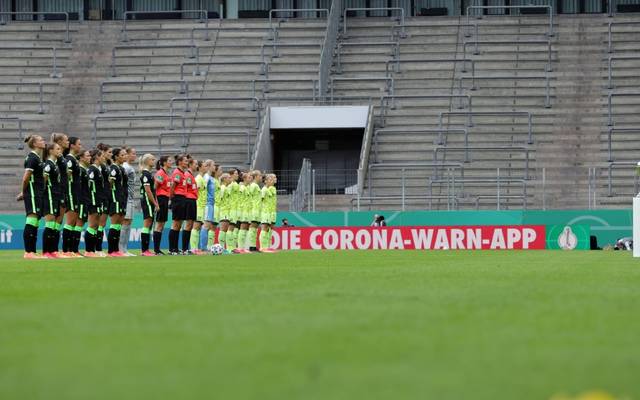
[{"x1": 271, "y1": 226, "x2": 546, "y2": 250}]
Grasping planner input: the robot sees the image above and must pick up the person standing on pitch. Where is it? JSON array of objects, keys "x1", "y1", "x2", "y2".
[
  {"x1": 17, "y1": 135, "x2": 46, "y2": 259},
  {"x1": 119, "y1": 147, "x2": 137, "y2": 256},
  {"x1": 63, "y1": 137, "x2": 83, "y2": 257},
  {"x1": 259, "y1": 174, "x2": 278, "y2": 253}
]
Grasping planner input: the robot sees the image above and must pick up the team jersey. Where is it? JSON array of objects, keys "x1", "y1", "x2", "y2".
[
  {"x1": 66, "y1": 153, "x2": 81, "y2": 197},
  {"x1": 56, "y1": 155, "x2": 68, "y2": 197},
  {"x1": 184, "y1": 170, "x2": 198, "y2": 200},
  {"x1": 239, "y1": 183, "x2": 249, "y2": 211},
  {"x1": 119, "y1": 164, "x2": 128, "y2": 203},
  {"x1": 109, "y1": 164, "x2": 126, "y2": 204},
  {"x1": 219, "y1": 183, "x2": 230, "y2": 211},
  {"x1": 204, "y1": 174, "x2": 215, "y2": 205},
  {"x1": 78, "y1": 165, "x2": 90, "y2": 204},
  {"x1": 100, "y1": 163, "x2": 111, "y2": 203},
  {"x1": 123, "y1": 162, "x2": 136, "y2": 202},
  {"x1": 43, "y1": 158, "x2": 61, "y2": 197},
  {"x1": 228, "y1": 181, "x2": 240, "y2": 209},
  {"x1": 87, "y1": 164, "x2": 103, "y2": 207},
  {"x1": 248, "y1": 182, "x2": 261, "y2": 210},
  {"x1": 171, "y1": 168, "x2": 187, "y2": 197},
  {"x1": 24, "y1": 151, "x2": 44, "y2": 196},
  {"x1": 213, "y1": 177, "x2": 222, "y2": 205},
  {"x1": 261, "y1": 186, "x2": 277, "y2": 213},
  {"x1": 155, "y1": 168, "x2": 171, "y2": 197},
  {"x1": 196, "y1": 174, "x2": 207, "y2": 207},
  {"x1": 140, "y1": 169, "x2": 155, "y2": 204}
]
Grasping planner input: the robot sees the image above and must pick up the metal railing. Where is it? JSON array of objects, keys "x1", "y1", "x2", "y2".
[
  {"x1": 0, "y1": 117, "x2": 24, "y2": 147},
  {"x1": 433, "y1": 146, "x2": 532, "y2": 180},
  {"x1": 0, "y1": 12, "x2": 71, "y2": 43},
  {"x1": 465, "y1": 5, "x2": 554, "y2": 37},
  {"x1": 350, "y1": 195, "x2": 459, "y2": 212},
  {"x1": 373, "y1": 128, "x2": 469, "y2": 163},
  {"x1": 463, "y1": 39, "x2": 553, "y2": 72},
  {"x1": 111, "y1": 44, "x2": 197, "y2": 77},
  {"x1": 606, "y1": 127, "x2": 640, "y2": 161},
  {"x1": 169, "y1": 96, "x2": 261, "y2": 129},
  {"x1": 121, "y1": 10, "x2": 207, "y2": 42},
  {"x1": 251, "y1": 78, "x2": 318, "y2": 100},
  {"x1": 92, "y1": 114, "x2": 186, "y2": 145},
  {"x1": 437, "y1": 111, "x2": 534, "y2": 144},
  {"x1": 457, "y1": 74, "x2": 551, "y2": 109},
  {"x1": 330, "y1": 76, "x2": 394, "y2": 101},
  {"x1": 318, "y1": 0, "x2": 342, "y2": 100},
  {"x1": 378, "y1": 95, "x2": 472, "y2": 127},
  {"x1": 269, "y1": 8, "x2": 329, "y2": 39},
  {"x1": 357, "y1": 103, "x2": 375, "y2": 197},
  {"x1": 0, "y1": 82, "x2": 45, "y2": 114},
  {"x1": 179, "y1": 60, "x2": 268, "y2": 80},
  {"x1": 99, "y1": 79, "x2": 189, "y2": 113},
  {"x1": 0, "y1": 46, "x2": 64, "y2": 78},
  {"x1": 429, "y1": 174, "x2": 528, "y2": 210},
  {"x1": 158, "y1": 130, "x2": 253, "y2": 165},
  {"x1": 607, "y1": 92, "x2": 640, "y2": 126},
  {"x1": 260, "y1": 42, "x2": 322, "y2": 64},
  {"x1": 607, "y1": 162, "x2": 638, "y2": 196},
  {"x1": 290, "y1": 158, "x2": 313, "y2": 212},
  {"x1": 607, "y1": 21, "x2": 640, "y2": 53},
  {"x1": 385, "y1": 58, "x2": 475, "y2": 81},
  {"x1": 343, "y1": 7, "x2": 406, "y2": 37},
  {"x1": 336, "y1": 41, "x2": 399, "y2": 74},
  {"x1": 607, "y1": 55, "x2": 640, "y2": 89}
]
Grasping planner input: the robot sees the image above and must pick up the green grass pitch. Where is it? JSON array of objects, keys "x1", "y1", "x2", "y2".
[{"x1": 1, "y1": 250, "x2": 639, "y2": 400}]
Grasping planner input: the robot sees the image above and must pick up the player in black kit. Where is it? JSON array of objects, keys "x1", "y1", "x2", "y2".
[
  {"x1": 107, "y1": 148, "x2": 128, "y2": 256},
  {"x1": 51, "y1": 133, "x2": 69, "y2": 255},
  {"x1": 139, "y1": 153, "x2": 159, "y2": 256},
  {"x1": 42, "y1": 142, "x2": 64, "y2": 258},
  {"x1": 17, "y1": 135, "x2": 46, "y2": 258},
  {"x1": 84, "y1": 149, "x2": 104, "y2": 257},
  {"x1": 96, "y1": 143, "x2": 113, "y2": 256},
  {"x1": 63, "y1": 137, "x2": 84, "y2": 257}
]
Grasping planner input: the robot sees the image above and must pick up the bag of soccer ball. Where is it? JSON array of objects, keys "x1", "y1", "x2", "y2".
[{"x1": 210, "y1": 244, "x2": 224, "y2": 255}]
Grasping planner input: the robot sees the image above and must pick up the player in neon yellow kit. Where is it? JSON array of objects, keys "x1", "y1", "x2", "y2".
[
  {"x1": 217, "y1": 172, "x2": 231, "y2": 250},
  {"x1": 247, "y1": 170, "x2": 262, "y2": 252},
  {"x1": 190, "y1": 160, "x2": 209, "y2": 254},
  {"x1": 236, "y1": 171, "x2": 253, "y2": 253},
  {"x1": 259, "y1": 173, "x2": 277, "y2": 252},
  {"x1": 212, "y1": 164, "x2": 222, "y2": 246},
  {"x1": 226, "y1": 169, "x2": 241, "y2": 252}
]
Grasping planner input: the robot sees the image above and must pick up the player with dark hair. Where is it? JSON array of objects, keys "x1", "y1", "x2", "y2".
[
  {"x1": 76, "y1": 150, "x2": 91, "y2": 254},
  {"x1": 139, "y1": 153, "x2": 158, "y2": 256},
  {"x1": 153, "y1": 155, "x2": 173, "y2": 255},
  {"x1": 17, "y1": 134, "x2": 46, "y2": 258},
  {"x1": 51, "y1": 132, "x2": 69, "y2": 255},
  {"x1": 42, "y1": 142, "x2": 64, "y2": 258},
  {"x1": 63, "y1": 136, "x2": 83, "y2": 257},
  {"x1": 107, "y1": 148, "x2": 128, "y2": 256},
  {"x1": 84, "y1": 149, "x2": 104, "y2": 257},
  {"x1": 96, "y1": 143, "x2": 112, "y2": 256},
  {"x1": 168, "y1": 154, "x2": 189, "y2": 255},
  {"x1": 182, "y1": 158, "x2": 198, "y2": 254}
]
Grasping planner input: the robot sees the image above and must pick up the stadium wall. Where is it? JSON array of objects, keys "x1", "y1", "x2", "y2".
[{"x1": 0, "y1": 210, "x2": 630, "y2": 250}]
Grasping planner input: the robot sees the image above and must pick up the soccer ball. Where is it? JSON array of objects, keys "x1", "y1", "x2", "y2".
[{"x1": 210, "y1": 244, "x2": 224, "y2": 255}]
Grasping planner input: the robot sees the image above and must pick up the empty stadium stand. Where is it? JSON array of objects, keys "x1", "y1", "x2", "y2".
[{"x1": 1, "y1": 7, "x2": 639, "y2": 212}]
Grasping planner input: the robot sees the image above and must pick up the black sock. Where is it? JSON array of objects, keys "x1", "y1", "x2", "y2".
[
  {"x1": 84, "y1": 232, "x2": 94, "y2": 253},
  {"x1": 62, "y1": 228, "x2": 73, "y2": 253},
  {"x1": 182, "y1": 230, "x2": 191, "y2": 252},
  {"x1": 23, "y1": 224, "x2": 38, "y2": 253},
  {"x1": 114, "y1": 230, "x2": 121, "y2": 253},
  {"x1": 42, "y1": 228, "x2": 52, "y2": 254},
  {"x1": 107, "y1": 229, "x2": 116, "y2": 253},
  {"x1": 96, "y1": 230, "x2": 104, "y2": 252},
  {"x1": 153, "y1": 231, "x2": 162, "y2": 253},
  {"x1": 141, "y1": 232, "x2": 150, "y2": 253},
  {"x1": 169, "y1": 229, "x2": 179, "y2": 253},
  {"x1": 54, "y1": 230, "x2": 60, "y2": 252},
  {"x1": 72, "y1": 230, "x2": 79, "y2": 253}
]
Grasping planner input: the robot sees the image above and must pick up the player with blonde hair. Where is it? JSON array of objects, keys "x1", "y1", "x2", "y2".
[{"x1": 259, "y1": 173, "x2": 278, "y2": 252}]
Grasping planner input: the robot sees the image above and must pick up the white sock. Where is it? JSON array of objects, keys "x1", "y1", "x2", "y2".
[{"x1": 119, "y1": 224, "x2": 131, "y2": 253}]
